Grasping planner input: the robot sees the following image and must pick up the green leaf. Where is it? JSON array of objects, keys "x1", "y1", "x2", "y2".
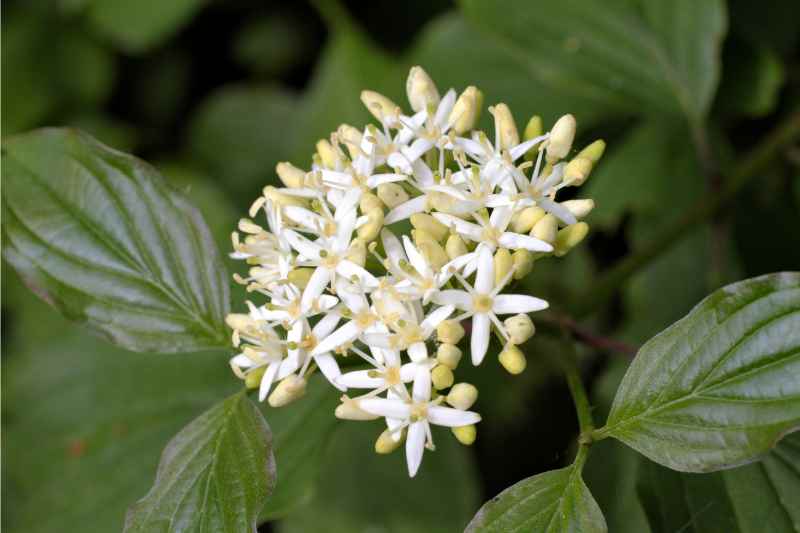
[
  {"x1": 459, "y1": 0, "x2": 727, "y2": 123},
  {"x1": 465, "y1": 453, "x2": 606, "y2": 533},
  {"x1": 124, "y1": 390, "x2": 275, "y2": 532},
  {"x1": 600, "y1": 272, "x2": 800, "y2": 472},
  {"x1": 715, "y1": 38, "x2": 785, "y2": 118},
  {"x1": 2, "y1": 128, "x2": 230, "y2": 352},
  {"x1": 87, "y1": 0, "x2": 206, "y2": 53}
]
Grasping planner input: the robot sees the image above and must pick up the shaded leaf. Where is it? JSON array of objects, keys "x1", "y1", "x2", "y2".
[
  {"x1": 2, "y1": 128, "x2": 230, "y2": 352},
  {"x1": 601, "y1": 273, "x2": 800, "y2": 472},
  {"x1": 716, "y1": 38, "x2": 785, "y2": 118}
]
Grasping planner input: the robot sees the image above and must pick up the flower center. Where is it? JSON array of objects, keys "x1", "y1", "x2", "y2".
[
  {"x1": 473, "y1": 294, "x2": 493, "y2": 313},
  {"x1": 354, "y1": 310, "x2": 377, "y2": 329},
  {"x1": 384, "y1": 366, "x2": 401, "y2": 385},
  {"x1": 410, "y1": 401, "x2": 428, "y2": 421}
]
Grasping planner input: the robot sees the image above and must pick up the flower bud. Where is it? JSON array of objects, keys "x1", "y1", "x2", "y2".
[
  {"x1": 578, "y1": 139, "x2": 606, "y2": 163},
  {"x1": 436, "y1": 343, "x2": 463, "y2": 369},
  {"x1": 491, "y1": 103, "x2": 519, "y2": 150},
  {"x1": 357, "y1": 208, "x2": 384, "y2": 242},
  {"x1": 316, "y1": 139, "x2": 341, "y2": 168},
  {"x1": 524, "y1": 115, "x2": 543, "y2": 141},
  {"x1": 512, "y1": 249, "x2": 535, "y2": 280},
  {"x1": 361, "y1": 90, "x2": 400, "y2": 124},
  {"x1": 437, "y1": 320, "x2": 465, "y2": 345},
  {"x1": 244, "y1": 367, "x2": 266, "y2": 389},
  {"x1": 337, "y1": 123, "x2": 362, "y2": 158},
  {"x1": 494, "y1": 248, "x2": 513, "y2": 286},
  {"x1": 561, "y1": 199, "x2": 595, "y2": 220},
  {"x1": 431, "y1": 364, "x2": 455, "y2": 390},
  {"x1": 547, "y1": 114, "x2": 576, "y2": 162},
  {"x1": 263, "y1": 186, "x2": 305, "y2": 207},
  {"x1": 445, "y1": 233, "x2": 468, "y2": 260},
  {"x1": 288, "y1": 267, "x2": 314, "y2": 289},
  {"x1": 375, "y1": 428, "x2": 404, "y2": 454},
  {"x1": 226, "y1": 313, "x2": 252, "y2": 331},
  {"x1": 448, "y1": 86, "x2": 482, "y2": 134},
  {"x1": 554, "y1": 222, "x2": 589, "y2": 257},
  {"x1": 360, "y1": 192, "x2": 384, "y2": 212},
  {"x1": 510, "y1": 206, "x2": 546, "y2": 233},
  {"x1": 268, "y1": 375, "x2": 307, "y2": 407},
  {"x1": 335, "y1": 397, "x2": 380, "y2": 420},
  {"x1": 276, "y1": 162, "x2": 305, "y2": 188},
  {"x1": 238, "y1": 218, "x2": 262, "y2": 235},
  {"x1": 410, "y1": 213, "x2": 448, "y2": 241},
  {"x1": 346, "y1": 238, "x2": 367, "y2": 267},
  {"x1": 417, "y1": 240, "x2": 448, "y2": 270},
  {"x1": 377, "y1": 183, "x2": 409, "y2": 209},
  {"x1": 406, "y1": 66, "x2": 440, "y2": 113},
  {"x1": 452, "y1": 425, "x2": 476, "y2": 445},
  {"x1": 447, "y1": 383, "x2": 478, "y2": 410},
  {"x1": 531, "y1": 214, "x2": 558, "y2": 244},
  {"x1": 499, "y1": 344, "x2": 527, "y2": 374},
  {"x1": 563, "y1": 157, "x2": 593, "y2": 186},
  {"x1": 504, "y1": 314, "x2": 535, "y2": 345}
]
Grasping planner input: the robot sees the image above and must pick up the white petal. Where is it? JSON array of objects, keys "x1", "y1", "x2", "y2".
[
  {"x1": 312, "y1": 312, "x2": 341, "y2": 338},
  {"x1": 471, "y1": 313, "x2": 490, "y2": 365},
  {"x1": 360, "y1": 333, "x2": 394, "y2": 349},
  {"x1": 384, "y1": 196, "x2": 427, "y2": 225},
  {"x1": 509, "y1": 136, "x2": 546, "y2": 161},
  {"x1": 314, "y1": 352, "x2": 345, "y2": 391},
  {"x1": 412, "y1": 364, "x2": 431, "y2": 402},
  {"x1": 317, "y1": 295, "x2": 339, "y2": 312},
  {"x1": 336, "y1": 260, "x2": 378, "y2": 288},
  {"x1": 360, "y1": 398, "x2": 411, "y2": 419},
  {"x1": 434, "y1": 89, "x2": 457, "y2": 128},
  {"x1": 432, "y1": 213, "x2": 482, "y2": 241},
  {"x1": 432, "y1": 289, "x2": 472, "y2": 310},
  {"x1": 400, "y1": 361, "x2": 422, "y2": 382},
  {"x1": 258, "y1": 361, "x2": 280, "y2": 402},
  {"x1": 402, "y1": 235, "x2": 432, "y2": 278},
  {"x1": 311, "y1": 320, "x2": 360, "y2": 356},
  {"x1": 367, "y1": 173, "x2": 407, "y2": 188},
  {"x1": 474, "y1": 245, "x2": 494, "y2": 294},
  {"x1": 334, "y1": 278, "x2": 369, "y2": 312},
  {"x1": 284, "y1": 229, "x2": 322, "y2": 259},
  {"x1": 336, "y1": 188, "x2": 363, "y2": 220},
  {"x1": 537, "y1": 197, "x2": 577, "y2": 225},
  {"x1": 407, "y1": 341, "x2": 428, "y2": 363},
  {"x1": 283, "y1": 206, "x2": 326, "y2": 232},
  {"x1": 497, "y1": 232, "x2": 554, "y2": 252},
  {"x1": 420, "y1": 304, "x2": 454, "y2": 336},
  {"x1": 277, "y1": 354, "x2": 300, "y2": 379},
  {"x1": 301, "y1": 267, "x2": 331, "y2": 312},
  {"x1": 230, "y1": 354, "x2": 256, "y2": 369},
  {"x1": 337, "y1": 369, "x2": 384, "y2": 389},
  {"x1": 406, "y1": 420, "x2": 426, "y2": 477},
  {"x1": 427, "y1": 406, "x2": 481, "y2": 427},
  {"x1": 492, "y1": 294, "x2": 549, "y2": 314},
  {"x1": 381, "y1": 348, "x2": 402, "y2": 368},
  {"x1": 381, "y1": 228, "x2": 406, "y2": 266}
]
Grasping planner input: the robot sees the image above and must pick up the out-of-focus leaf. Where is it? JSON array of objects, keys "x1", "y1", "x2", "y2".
[
  {"x1": 188, "y1": 85, "x2": 298, "y2": 198},
  {"x1": 2, "y1": 129, "x2": 230, "y2": 352},
  {"x1": 466, "y1": 457, "x2": 606, "y2": 532},
  {"x1": 87, "y1": 0, "x2": 206, "y2": 53},
  {"x1": 460, "y1": 0, "x2": 727, "y2": 124},
  {"x1": 279, "y1": 421, "x2": 480, "y2": 533},
  {"x1": 233, "y1": 14, "x2": 313, "y2": 77},
  {"x1": 124, "y1": 391, "x2": 275, "y2": 533},
  {"x1": 601, "y1": 273, "x2": 800, "y2": 472},
  {"x1": 730, "y1": 0, "x2": 800, "y2": 56},
  {"x1": 716, "y1": 38, "x2": 785, "y2": 118}
]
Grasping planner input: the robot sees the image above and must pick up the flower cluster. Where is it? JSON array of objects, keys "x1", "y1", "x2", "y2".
[{"x1": 226, "y1": 66, "x2": 604, "y2": 477}]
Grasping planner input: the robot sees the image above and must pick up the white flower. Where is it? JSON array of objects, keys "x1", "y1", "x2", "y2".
[
  {"x1": 433, "y1": 207, "x2": 553, "y2": 253},
  {"x1": 284, "y1": 314, "x2": 345, "y2": 390},
  {"x1": 363, "y1": 302, "x2": 455, "y2": 362}
]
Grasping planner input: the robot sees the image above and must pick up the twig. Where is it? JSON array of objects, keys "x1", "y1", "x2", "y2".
[{"x1": 537, "y1": 312, "x2": 638, "y2": 358}]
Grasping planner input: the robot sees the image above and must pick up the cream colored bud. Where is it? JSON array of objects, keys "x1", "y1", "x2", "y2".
[
  {"x1": 377, "y1": 183, "x2": 409, "y2": 209},
  {"x1": 225, "y1": 313, "x2": 251, "y2": 331},
  {"x1": 531, "y1": 214, "x2": 558, "y2": 244},
  {"x1": 491, "y1": 103, "x2": 519, "y2": 150},
  {"x1": 238, "y1": 218, "x2": 262, "y2": 235},
  {"x1": 337, "y1": 124, "x2": 362, "y2": 158},
  {"x1": 263, "y1": 186, "x2": 305, "y2": 207},
  {"x1": 360, "y1": 192, "x2": 384, "y2": 212},
  {"x1": 499, "y1": 344, "x2": 527, "y2": 375},
  {"x1": 445, "y1": 234, "x2": 468, "y2": 260},
  {"x1": 418, "y1": 240, "x2": 448, "y2": 270},
  {"x1": 406, "y1": 66, "x2": 440, "y2": 113},
  {"x1": 562, "y1": 199, "x2": 595, "y2": 220},
  {"x1": 504, "y1": 314, "x2": 535, "y2": 345},
  {"x1": 524, "y1": 115, "x2": 543, "y2": 141},
  {"x1": 268, "y1": 375, "x2": 307, "y2": 407},
  {"x1": 412, "y1": 229, "x2": 436, "y2": 246},
  {"x1": 431, "y1": 364, "x2": 455, "y2": 390},
  {"x1": 357, "y1": 208, "x2": 384, "y2": 242},
  {"x1": 437, "y1": 320, "x2": 465, "y2": 345},
  {"x1": 410, "y1": 213, "x2": 448, "y2": 241},
  {"x1": 512, "y1": 249, "x2": 535, "y2": 280},
  {"x1": 288, "y1": 268, "x2": 314, "y2": 289},
  {"x1": 547, "y1": 114, "x2": 576, "y2": 162},
  {"x1": 578, "y1": 139, "x2": 606, "y2": 163},
  {"x1": 563, "y1": 157, "x2": 593, "y2": 186},
  {"x1": 316, "y1": 139, "x2": 341, "y2": 168},
  {"x1": 361, "y1": 90, "x2": 400, "y2": 123},
  {"x1": 375, "y1": 428, "x2": 404, "y2": 454},
  {"x1": 494, "y1": 248, "x2": 513, "y2": 286},
  {"x1": 447, "y1": 383, "x2": 478, "y2": 410},
  {"x1": 335, "y1": 397, "x2": 380, "y2": 420},
  {"x1": 244, "y1": 367, "x2": 266, "y2": 389},
  {"x1": 554, "y1": 222, "x2": 589, "y2": 257},
  {"x1": 448, "y1": 86, "x2": 482, "y2": 134},
  {"x1": 437, "y1": 343, "x2": 463, "y2": 369},
  {"x1": 510, "y1": 206, "x2": 546, "y2": 234},
  {"x1": 346, "y1": 239, "x2": 367, "y2": 266},
  {"x1": 452, "y1": 425, "x2": 476, "y2": 445},
  {"x1": 275, "y1": 161, "x2": 305, "y2": 188}
]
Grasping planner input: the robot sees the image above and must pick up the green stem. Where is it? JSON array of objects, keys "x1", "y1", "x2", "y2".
[
  {"x1": 560, "y1": 328, "x2": 595, "y2": 439},
  {"x1": 572, "y1": 108, "x2": 800, "y2": 318}
]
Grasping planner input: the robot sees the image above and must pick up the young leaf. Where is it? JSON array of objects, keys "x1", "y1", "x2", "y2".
[
  {"x1": 465, "y1": 457, "x2": 607, "y2": 533},
  {"x1": 599, "y1": 272, "x2": 800, "y2": 472},
  {"x1": 124, "y1": 391, "x2": 276, "y2": 533},
  {"x1": 2, "y1": 128, "x2": 230, "y2": 352}
]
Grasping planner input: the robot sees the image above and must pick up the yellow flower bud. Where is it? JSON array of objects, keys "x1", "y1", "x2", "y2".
[
  {"x1": 288, "y1": 268, "x2": 314, "y2": 289},
  {"x1": 346, "y1": 238, "x2": 367, "y2": 266},
  {"x1": 263, "y1": 186, "x2": 305, "y2": 207},
  {"x1": 360, "y1": 90, "x2": 400, "y2": 123},
  {"x1": 578, "y1": 139, "x2": 606, "y2": 163},
  {"x1": 275, "y1": 161, "x2": 305, "y2": 188},
  {"x1": 547, "y1": 114, "x2": 576, "y2": 162},
  {"x1": 360, "y1": 192, "x2": 384, "y2": 212},
  {"x1": 357, "y1": 208, "x2": 384, "y2": 242},
  {"x1": 337, "y1": 123, "x2": 362, "y2": 158},
  {"x1": 412, "y1": 228, "x2": 436, "y2": 245},
  {"x1": 524, "y1": 115, "x2": 543, "y2": 141},
  {"x1": 225, "y1": 313, "x2": 251, "y2": 331},
  {"x1": 499, "y1": 344, "x2": 527, "y2": 374},
  {"x1": 494, "y1": 248, "x2": 513, "y2": 286},
  {"x1": 512, "y1": 249, "x2": 535, "y2": 280},
  {"x1": 375, "y1": 428, "x2": 404, "y2": 454},
  {"x1": 437, "y1": 320, "x2": 465, "y2": 345},
  {"x1": 244, "y1": 367, "x2": 266, "y2": 389},
  {"x1": 561, "y1": 199, "x2": 595, "y2": 220},
  {"x1": 554, "y1": 222, "x2": 589, "y2": 257},
  {"x1": 377, "y1": 183, "x2": 410, "y2": 209},
  {"x1": 491, "y1": 103, "x2": 519, "y2": 150},
  {"x1": 427, "y1": 191, "x2": 460, "y2": 214},
  {"x1": 452, "y1": 425, "x2": 477, "y2": 445},
  {"x1": 406, "y1": 66, "x2": 440, "y2": 113},
  {"x1": 410, "y1": 213, "x2": 449, "y2": 241},
  {"x1": 268, "y1": 375, "x2": 307, "y2": 407},
  {"x1": 436, "y1": 343, "x2": 463, "y2": 369},
  {"x1": 445, "y1": 234, "x2": 468, "y2": 260},
  {"x1": 448, "y1": 86, "x2": 483, "y2": 134},
  {"x1": 335, "y1": 397, "x2": 380, "y2": 420},
  {"x1": 316, "y1": 139, "x2": 340, "y2": 168},
  {"x1": 431, "y1": 364, "x2": 455, "y2": 390},
  {"x1": 563, "y1": 157, "x2": 593, "y2": 186},
  {"x1": 418, "y1": 240, "x2": 449, "y2": 270},
  {"x1": 447, "y1": 383, "x2": 478, "y2": 410},
  {"x1": 504, "y1": 314, "x2": 535, "y2": 345},
  {"x1": 531, "y1": 214, "x2": 558, "y2": 244},
  {"x1": 510, "y1": 206, "x2": 546, "y2": 234}
]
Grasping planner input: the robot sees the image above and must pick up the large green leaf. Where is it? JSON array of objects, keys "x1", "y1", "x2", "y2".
[
  {"x1": 2, "y1": 128, "x2": 230, "y2": 352},
  {"x1": 465, "y1": 453, "x2": 606, "y2": 533},
  {"x1": 600, "y1": 273, "x2": 800, "y2": 472},
  {"x1": 124, "y1": 390, "x2": 275, "y2": 532},
  {"x1": 460, "y1": 0, "x2": 727, "y2": 124}
]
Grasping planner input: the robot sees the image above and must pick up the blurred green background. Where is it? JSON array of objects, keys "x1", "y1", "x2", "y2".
[{"x1": 3, "y1": 0, "x2": 799, "y2": 531}]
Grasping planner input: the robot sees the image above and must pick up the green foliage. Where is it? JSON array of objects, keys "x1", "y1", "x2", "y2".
[
  {"x1": 601, "y1": 273, "x2": 800, "y2": 472},
  {"x1": 2, "y1": 129, "x2": 230, "y2": 352}
]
